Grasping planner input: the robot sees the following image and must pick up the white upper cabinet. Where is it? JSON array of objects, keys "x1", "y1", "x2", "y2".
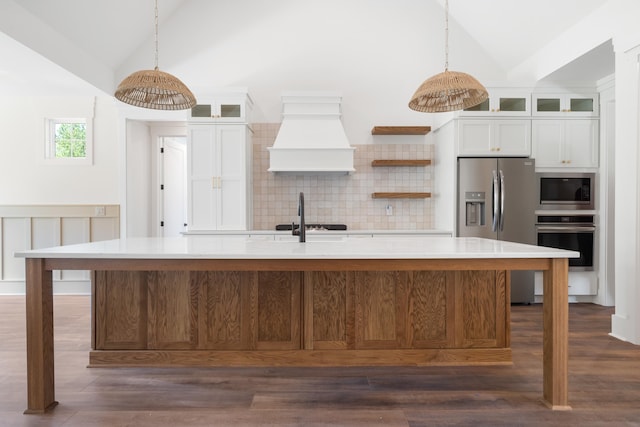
[
  {"x1": 532, "y1": 93, "x2": 599, "y2": 117},
  {"x1": 459, "y1": 89, "x2": 531, "y2": 116},
  {"x1": 457, "y1": 119, "x2": 531, "y2": 156},
  {"x1": 189, "y1": 92, "x2": 253, "y2": 123},
  {"x1": 531, "y1": 119, "x2": 599, "y2": 168}
]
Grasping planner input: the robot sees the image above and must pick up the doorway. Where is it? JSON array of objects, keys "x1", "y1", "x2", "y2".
[{"x1": 159, "y1": 136, "x2": 187, "y2": 237}]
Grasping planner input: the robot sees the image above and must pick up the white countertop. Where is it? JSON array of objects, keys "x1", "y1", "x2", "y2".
[
  {"x1": 16, "y1": 236, "x2": 579, "y2": 260},
  {"x1": 182, "y1": 229, "x2": 453, "y2": 236}
]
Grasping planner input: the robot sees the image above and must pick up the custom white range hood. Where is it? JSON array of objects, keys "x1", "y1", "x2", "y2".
[{"x1": 268, "y1": 92, "x2": 355, "y2": 174}]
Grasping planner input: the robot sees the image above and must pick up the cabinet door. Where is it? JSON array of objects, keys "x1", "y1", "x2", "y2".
[
  {"x1": 563, "y1": 119, "x2": 599, "y2": 168},
  {"x1": 531, "y1": 120, "x2": 565, "y2": 167},
  {"x1": 94, "y1": 271, "x2": 148, "y2": 350},
  {"x1": 532, "y1": 119, "x2": 598, "y2": 168},
  {"x1": 256, "y1": 271, "x2": 301, "y2": 350},
  {"x1": 217, "y1": 125, "x2": 247, "y2": 230},
  {"x1": 354, "y1": 271, "x2": 406, "y2": 349},
  {"x1": 460, "y1": 91, "x2": 530, "y2": 116},
  {"x1": 216, "y1": 97, "x2": 247, "y2": 122},
  {"x1": 457, "y1": 120, "x2": 494, "y2": 155},
  {"x1": 197, "y1": 271, "x2": 257, "y2": 350},
  {"x1": 458, "y1": 119, "x2": 530, "y2": 156},
  {"x1": 533, "y1": 94, "x2": 598, "y2": 117},
  {"x1": 304, "y1": 271, "x2": 355, "y2": 350},
  {"x1": 495, "y1": 95, "x2": 529, "y2": 115},
  {"x1": 493, "y1": 120, "x2": 531, "y2": 156},
  {"x1": 455, "y1": 270, "x2": 507, "y2": 348},
  {"x1": 147, "y1": 271, "x2": 198, "y2": 349},
  {"x1": 188, "y1": 126, "x2": 217, "y2": 230}
]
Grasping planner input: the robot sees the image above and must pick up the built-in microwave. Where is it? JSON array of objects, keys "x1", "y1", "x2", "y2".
[{"x1": 536, "y1": 172, "x2": 595, "y2": 210}]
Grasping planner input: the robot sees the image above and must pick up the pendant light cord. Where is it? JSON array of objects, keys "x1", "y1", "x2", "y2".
[
  {"x1": 154, "y1": 0, "x2": 159, "y2": 70},
  {"x1": 408, "y1": 0, "x2": 488, "y2": 112},
  {"x1": 114, "y1": 0, "x2": 197, "y2": 110},
  {"x1": 444, "y1": 0, "x2": 449, "y2": 71}
]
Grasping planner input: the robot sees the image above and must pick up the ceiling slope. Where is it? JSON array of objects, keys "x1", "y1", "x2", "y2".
[{"x1": 0, "y1": 0, "x2": 616, "y2": 98}]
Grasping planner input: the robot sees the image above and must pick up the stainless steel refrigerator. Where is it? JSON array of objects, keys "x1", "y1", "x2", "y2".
[{"x1": 457, "y1": 157, "x2": 536, "y2": 304}]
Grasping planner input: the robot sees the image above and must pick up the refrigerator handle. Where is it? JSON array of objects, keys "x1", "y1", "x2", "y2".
[
  {"x1": 499, "y1": 170, "x2": 505, "y2": 232},
  {"x1": 492, "y1": 170, "x2": 499, "y2": 232}
]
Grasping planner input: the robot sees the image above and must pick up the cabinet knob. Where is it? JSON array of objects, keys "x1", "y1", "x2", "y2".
[{"x1": 496, "y1": 147, "x2": 501, "y2": 151}]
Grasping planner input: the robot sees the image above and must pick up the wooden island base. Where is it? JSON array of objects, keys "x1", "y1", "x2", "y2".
[
  {"x1": 23, "y1": 252, "x2": 570, "y2": 413},
  {"x1": 92, "y1": 269, "x2": 511, "y2": 368}
]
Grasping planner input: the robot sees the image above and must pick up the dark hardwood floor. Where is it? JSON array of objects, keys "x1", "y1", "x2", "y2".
[{"x1": 1, "y1": 296, "x2": 639, "y2": 426}]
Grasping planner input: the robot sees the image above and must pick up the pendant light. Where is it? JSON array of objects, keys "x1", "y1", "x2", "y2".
[
  {"x1": 115, "y1": 0, "x2": 196, "y2": 110},
  {"x1": 408, "y1": 0, "x2": 488, "y2": 113}
]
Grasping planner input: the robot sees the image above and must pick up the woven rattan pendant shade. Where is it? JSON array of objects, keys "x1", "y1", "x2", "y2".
[
  {"x1": 408, "y1": 70, "x2": 488, "y2": 112},
  {"x1": 408, "y1": 0, "x2": 487, "y2": 113},
  {"x1": 115, "y1": 67, "x2": 196, "y2": 111},
  {"x1": 114, "y1": 0, "x2": 196, "y2": 111}
]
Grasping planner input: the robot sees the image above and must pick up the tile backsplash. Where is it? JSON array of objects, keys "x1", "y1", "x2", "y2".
[{"x1": 251, "y1": 123, "x2": 434, "y2": 230}]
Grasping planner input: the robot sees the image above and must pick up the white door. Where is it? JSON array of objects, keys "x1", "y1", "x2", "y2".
[{"x1": 161, "y1": 137, "x2": 187, "y2": 237}]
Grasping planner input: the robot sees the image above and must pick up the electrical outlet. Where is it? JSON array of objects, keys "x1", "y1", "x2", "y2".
[
  {"x1": 386, "y1": 205, "x2": 393, "y2": 216},
  {"x1": 95, "y1": 206, "x2": 106, "y2": 217}
]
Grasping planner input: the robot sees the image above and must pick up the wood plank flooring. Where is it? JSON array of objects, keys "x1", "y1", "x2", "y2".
[{"x1": 1, "y1": 296, "x2": 639, "y2": 426}]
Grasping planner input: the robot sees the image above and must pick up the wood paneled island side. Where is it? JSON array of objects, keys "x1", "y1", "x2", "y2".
[{"x1": 17, "y1": 236, "x2": 577, "y2": 413}]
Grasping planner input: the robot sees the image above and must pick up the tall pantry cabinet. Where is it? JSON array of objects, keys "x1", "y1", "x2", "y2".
[{"x1": 187, "y1": 92, "x2": 253, "y2": 231}]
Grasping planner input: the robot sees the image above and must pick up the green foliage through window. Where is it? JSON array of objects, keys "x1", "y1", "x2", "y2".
[{"x1": 54, "y1": 122, "x2": 86, "y2": 158}]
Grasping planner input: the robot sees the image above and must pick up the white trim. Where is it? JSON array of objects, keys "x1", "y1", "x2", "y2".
[{"x1": 0, "y1": 280, "x2": 91, "y2": 295}]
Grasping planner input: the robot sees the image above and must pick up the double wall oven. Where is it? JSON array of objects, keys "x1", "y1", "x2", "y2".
[{"x1": 536, "y1": 173, "x2": 595, "y2": 271}]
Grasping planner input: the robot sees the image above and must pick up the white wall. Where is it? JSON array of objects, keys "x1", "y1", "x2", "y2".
[
  {"x1": 432, "y1": 118, "x2": 456, "y2": 233},
  {"x1": 0, "y1": 96, "x2": 119, "y2": 204},
  {"x1": 125, "y1": 120, "x2": 152, "y2": 237},
  {"x1": 611, "y1": 44, "x2": 640, "y2": 344},
  {"x1": 596, "y1": 75, "x2": 615, "y2": 307}
]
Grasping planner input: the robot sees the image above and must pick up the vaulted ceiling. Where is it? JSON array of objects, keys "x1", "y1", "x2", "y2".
[{"x1": 0, "y1": 0, "x2": 614, "y2": 105}]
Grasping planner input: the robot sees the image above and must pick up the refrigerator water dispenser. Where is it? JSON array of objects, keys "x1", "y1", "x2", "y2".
[{"x1": 465, "y1": 192, "x2": 485, "y2": 226}]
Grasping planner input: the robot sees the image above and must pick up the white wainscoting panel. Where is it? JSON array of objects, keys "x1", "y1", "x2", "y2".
[
  {"x1": 0, "y1": 205, "x2": 120, "y2": 295},
  {"x1": 1, "y1": 218, "x2": 29, "y2": 281}
]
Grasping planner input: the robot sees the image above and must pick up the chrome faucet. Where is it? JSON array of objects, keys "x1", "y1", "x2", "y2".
[{"x1": 292, "y1": 192, "x2": 306, "y2": 242}]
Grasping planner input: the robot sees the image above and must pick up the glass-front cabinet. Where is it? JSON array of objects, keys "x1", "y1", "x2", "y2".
[
  {"x1": 460, "y1": 89, "x2": 530, "y2": 116},
  {"x1": 189, "y1": 92, "x2": 253, "y2": 123},
  {"x1": 532, "y1": 93, "x2": 599, "y2": 117}
]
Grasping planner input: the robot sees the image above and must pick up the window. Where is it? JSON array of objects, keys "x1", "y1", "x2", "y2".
[{"x1": 44, "y1": 118, "x2": 93, "y2": 164}]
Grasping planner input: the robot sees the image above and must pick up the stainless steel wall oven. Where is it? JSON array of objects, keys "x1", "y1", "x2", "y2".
[{"x1": 536, "y1": 214, "x2": 595, "y2": 271}]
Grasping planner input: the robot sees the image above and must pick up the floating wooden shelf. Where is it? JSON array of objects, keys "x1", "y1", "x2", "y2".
[
  {"x1": 371, "y1": 192, "x2": 432, "y2": 199},
  {"x1": 371, "y1": 159, "x2": 432, "y2": 167},
  {"x1": 371, "y1": 126, "x2": 431, "y2": 135}
]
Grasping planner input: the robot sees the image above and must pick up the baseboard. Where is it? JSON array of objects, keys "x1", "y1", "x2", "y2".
[{"x1": 0, "y1": 280, "x2": 91, "y2": 295}]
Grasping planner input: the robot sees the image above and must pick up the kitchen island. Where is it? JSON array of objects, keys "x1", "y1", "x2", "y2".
[{"x1": 17, "y1": 236, "x2": 576, "y2": 413}]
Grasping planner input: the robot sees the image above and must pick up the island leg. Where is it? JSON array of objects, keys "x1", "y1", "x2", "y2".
[
  {"x1": 24, "y1": 258, "x2": 58, "y2": 414},
  {"x1": 542, "y1": 258, "x2": 570, "y2": 410}
]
